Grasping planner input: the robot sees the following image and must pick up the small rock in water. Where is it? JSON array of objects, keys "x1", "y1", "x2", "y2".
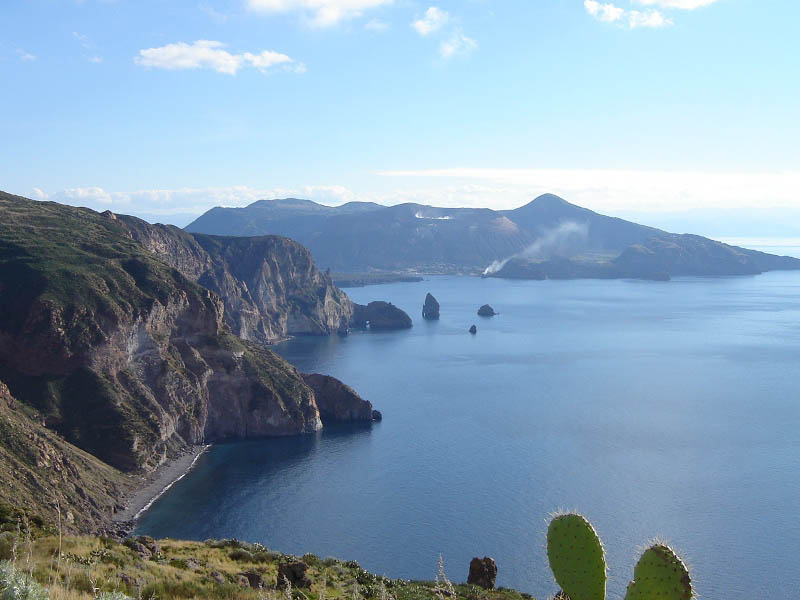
[
  {"x1": 371, "y1": 409, "x2": 383, "y2": 421},
  {"x1": 467, "y1": 556, "x2": 498, "y2": 590},
  {"x1": 469, "y1": 325, "x2": 477, "y2": 334},
  {"x1": 477, "y1": 304, "x2": 497, "y2": 317}
]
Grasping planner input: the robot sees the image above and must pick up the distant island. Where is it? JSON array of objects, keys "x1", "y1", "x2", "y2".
[{"x1": 185, "y1": 194, "x2": 800, "y2": 281}]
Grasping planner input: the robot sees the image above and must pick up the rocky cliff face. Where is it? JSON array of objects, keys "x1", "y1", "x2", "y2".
[
  {"x1": 0, "y1": 193, "x2": 321, "y2": 473},
  {"x1": 351, "y1": 302, "x2": 413, "y2": 331},
  {"x1": 0, "y1": 379, "x2": 132, "y2": 532},
  {"x1": 115, "y1": 215, "x2": 353, "y2": 345},
  {"x1": 302, "y1": 374, "x2": 380, "y2": 423}
]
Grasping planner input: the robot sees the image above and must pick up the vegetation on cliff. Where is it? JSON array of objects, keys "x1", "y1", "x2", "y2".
[
  {"x1": 0, "y1": 532, "x2": 533, "y2": 600},
  {"x1": 116, "y1": 214, "x2": 353, "y2": 344}
]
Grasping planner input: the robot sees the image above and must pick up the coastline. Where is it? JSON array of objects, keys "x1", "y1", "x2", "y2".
[{"x1": 113, "y1": 444, "x2": 210, "y2": 527}]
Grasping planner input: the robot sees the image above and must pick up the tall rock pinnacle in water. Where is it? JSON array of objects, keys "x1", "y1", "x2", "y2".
[{"x1": 423, "y1": 293, "x2": 440, "y2": 320}]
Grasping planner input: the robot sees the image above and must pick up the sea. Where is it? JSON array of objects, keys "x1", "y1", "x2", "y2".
[{"x1": 135, "y1": 271, "x2": 800, "y2": 599}]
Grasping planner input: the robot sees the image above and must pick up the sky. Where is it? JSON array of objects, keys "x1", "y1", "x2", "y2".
[{"x1": 2, "y1": 0, "x2": 799, "y2": 236}]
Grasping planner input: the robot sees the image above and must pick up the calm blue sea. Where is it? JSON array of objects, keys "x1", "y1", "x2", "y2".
[{"x1": 136, "y1": 273, "x2": 800, "y2": 599}]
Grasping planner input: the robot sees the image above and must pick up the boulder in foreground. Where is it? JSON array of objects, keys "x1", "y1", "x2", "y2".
[{"x1": 468, "y1": 557, "x2": 497, "y2": 590}]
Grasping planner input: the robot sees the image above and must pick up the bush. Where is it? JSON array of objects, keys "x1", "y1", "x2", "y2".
[
  {"x1": 229, "y1": 549, "x2": 254, "y2": 562},
  {"x1": 0, "y1": 534, "x2": 15, "y2": 561},
  {"x1": 0, "y1": 561, "x2": 49, "y2": 600}
]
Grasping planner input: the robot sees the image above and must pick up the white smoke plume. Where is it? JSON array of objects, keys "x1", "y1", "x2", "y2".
[{"x1": 482, "y1": 221, "x2": 589, "y2": 275}]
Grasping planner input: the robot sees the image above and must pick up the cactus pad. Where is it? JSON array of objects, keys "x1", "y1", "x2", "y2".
[
  {"x1": 546, "y1": 513, "x2": 607, "y2": 600},
  {"x1": 624, "y1": 544, "x2": 692, "y2": 600}
]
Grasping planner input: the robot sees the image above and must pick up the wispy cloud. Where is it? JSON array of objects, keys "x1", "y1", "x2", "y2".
[
  {"x1": 364, "y1": 18, "x2": 389, "y2": 32},
  {"x1": 377, "y1": 167, "x2": 800, "y2": 213},
  {"x1": 245, "y1": 0, "x2": 392, "y2": 27},
  {"x1": 73, "y1": 31, "x2": 91, "y2": 48},
  {"x1": 199, "y1": 1, "x2": 230, "y2": 22},
  {"x1": 16, "y1": 49, "x2": 36, "y2": 62},
  {"x1": 584, "y1": 0, "x2": 625, "y2": 23},
  {"x1": 584, "y1": 1, "x2": 672, "y2": 28},
  {"x1": 134, "y1": 40, "x2": 304, "y2": 75},
  {"x1": 584, "y1": 0, "x2": 720, "y2": 28},
  {"x1": 412, "y1": 6, "x2": 449, "y2": 36},
  {"x1": 30, "y1": 169, "x2": 800, "y2": 230},
  {"x1": 412, "y1": 6, "x2": 476, "y2": 60},
  {"x1": 439, "y1": 32, "x2": 477, "y2": 59},
  {"x1": 632, "y1": 0, "x2": 720, "y2": 8}
]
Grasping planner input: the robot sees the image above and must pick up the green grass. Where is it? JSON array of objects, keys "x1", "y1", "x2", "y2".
[{"x1": 0, "y1": 534, "x2": 535, "y2": 600}]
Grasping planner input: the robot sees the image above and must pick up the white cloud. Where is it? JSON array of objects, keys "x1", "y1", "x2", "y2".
[
  {"x1": 16, "y1": 49, "x2": 36, "y2": 62},
  {"x1": 377, "y1": 168, "x2": 800, "y2": 213},
  {"x1": 632, "y1": 0, "x2": 720, "y2": 8},
  {"x1": 245, "y1": 0, "x2": 392, "y2": 27},
  {"x1": 412, "y1": 6, "x2": 449, "y2": 36},
  {"x1": 584, "y1": 1, "x2": 671, "y2": 28},
  {"x1": 88, "y1": 55, "x2": 103, "y2": 63},
  {"x1": 584, "y1": 1, "x2": 624, "y2": 22},
  {"x1": 31, "y1": 170, "x2": 800, "y2": 236},
  {"x1": 628, "y1": 9, "x2": 672, "y2": 27},
  {"x1": 134, "y1": 40, "x2": 302, "y2": 75},
  {"x1": 73, "y1": 31, "x2": 91, "y2": 48},
  {"x1": 439, "y1": 32, "x2": 478, "y2": 59},
  {"x1": 364, "y1": 18, "x2": 389, "y2": 32}
]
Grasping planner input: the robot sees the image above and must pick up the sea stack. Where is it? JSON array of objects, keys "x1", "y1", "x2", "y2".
[
  {"x1": 478, "y1": 304, "x2": 497, "y2": 317},
  {"x1": 423, "y1": 293, "x2": 440, "y2": 320},
  {"x1": 469, "y1": 325, "x2": 477, "y2": 334}
]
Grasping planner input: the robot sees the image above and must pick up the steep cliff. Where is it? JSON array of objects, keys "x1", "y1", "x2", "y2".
[
  {"x1": 114, "y1": 214, "x2": 353, "y2": 345},
  {"x1": 302, "y1": 374, "x2": 380, "y2": 423},
  {"x1": 0, "y1": 380, "x2": 132, "y2": 532},
  {"x1": 0, "y1": 192, "x2": 321, "y2": 473}
]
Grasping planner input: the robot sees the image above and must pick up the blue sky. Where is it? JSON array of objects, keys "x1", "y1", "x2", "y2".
[{"x1": 2, "y1": 0, "x2": 799, "y2": 235}]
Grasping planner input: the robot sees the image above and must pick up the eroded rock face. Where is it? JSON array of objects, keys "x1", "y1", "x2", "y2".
[
  {"x1": 116, "y1": 215, "x2": 354, "y2": 344},
  {"x1": 467, "y1": 557, "x2": 497, "y2": 590},
  {"x1": 302, "y1": 373, "x2": 378, "y2": 424},
  {"x1": 423, "y1": 293, "x2": 440, "y2": 320},
  {"x1": 351, "y1": 302, "x2": 412, "y2": 331},
  {"x1": 0, "y1": 193, "x2": 322, "y2": 473}
]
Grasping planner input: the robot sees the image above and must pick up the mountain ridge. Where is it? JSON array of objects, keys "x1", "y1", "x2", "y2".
[{"x1": 186, "y1": 194, "x2": 800, "y2": 279}]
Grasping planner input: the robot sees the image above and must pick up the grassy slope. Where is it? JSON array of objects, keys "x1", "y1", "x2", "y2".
[
  {"x1": 0, "y1": 386, "x2": 131, "y2": 534},
  {"x1": 2, "y1": 535, "x2": 534, "y2": 600}
]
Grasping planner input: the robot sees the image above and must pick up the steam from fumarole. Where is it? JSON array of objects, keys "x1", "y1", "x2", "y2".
[{"x1": 482, "y1": 221, "x2": 589, "y2": 276}]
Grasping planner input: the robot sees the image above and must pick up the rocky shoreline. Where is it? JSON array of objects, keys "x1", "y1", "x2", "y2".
[{"x1": 112, "y1": 445, "x2": 211, "y2": 531}]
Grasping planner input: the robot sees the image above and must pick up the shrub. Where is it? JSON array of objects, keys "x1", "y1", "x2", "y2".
[
  {"x1": 0, "y1": 534, "x2": 15, "y2": 561},
  {"x1": 229, "y1": 549, "x2": 254, "y2": 562},
  {"x1": 0, "y1": 561, "x2": 49, "y2": 600},
  {"x1": 302, "y1": 553, "x2": 321, "y2": 567}
]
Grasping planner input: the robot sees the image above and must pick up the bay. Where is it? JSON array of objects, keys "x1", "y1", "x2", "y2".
[{"x1": 136, "y1": 272, "x2": 800, "y2": 599}]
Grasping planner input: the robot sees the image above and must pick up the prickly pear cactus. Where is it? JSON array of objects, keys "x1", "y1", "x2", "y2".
[
  {"x1": 546, "y1": 513, "x2": 607, "y2": 600},
  {"x1": 624, "y1": 544, "x2": 693, "y2": 600}
]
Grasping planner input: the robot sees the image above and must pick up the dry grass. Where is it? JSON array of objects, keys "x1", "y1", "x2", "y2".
[{"x1": 0, "y1": 533, "x2": 536, "y2": 600}]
